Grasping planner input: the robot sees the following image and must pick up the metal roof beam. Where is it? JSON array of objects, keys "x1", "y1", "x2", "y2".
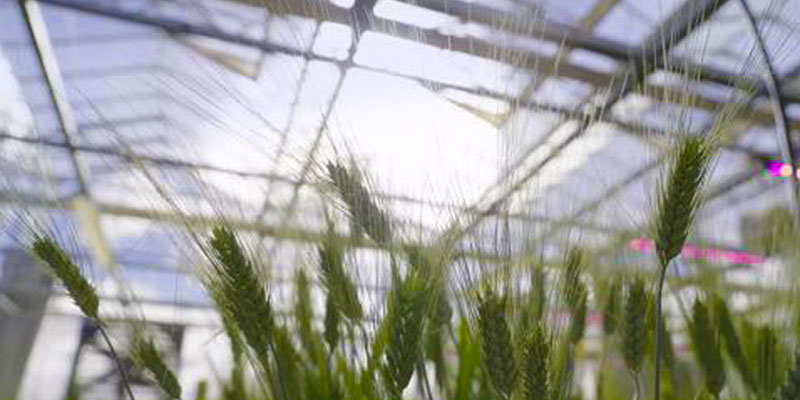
[
  {"x1": 0, "y1": 130, "x2": 612, "y2": 232},
  {"x1": 18, "y1": 0, "x2": 91, "y2": 196},
  {"x1": 35, "y1": 0, "x2": 800, "y2": 130},
  {"x1": 37, "y1": 0, "x2": 613, "y2": 86},
  {"x1": 445, "y1": 0, "x2": 732, "y2": 240}
]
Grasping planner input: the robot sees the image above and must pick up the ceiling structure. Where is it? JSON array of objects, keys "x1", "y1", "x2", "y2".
[{"x1": 1, "y1": 0, "x2": 800, "y2": 310}]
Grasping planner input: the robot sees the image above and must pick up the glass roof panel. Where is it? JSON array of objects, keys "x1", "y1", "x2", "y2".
[
  {"x1": 1, "y1": 0, "x2": 799, "y2": 304},
  {"x1": 670, "y1": 0, "x2": 800, "y2": 77}
]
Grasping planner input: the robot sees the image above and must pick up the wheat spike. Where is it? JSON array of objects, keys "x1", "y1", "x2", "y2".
[
  {"x1": 212, "y1": 284, "x2": 245, "y2": 364},
  {"x1": 478, "y1": 288, "x2": 517, "y2": 399},
  {"x1": 212, "y1": 281, "x2": 249, "y2": 400},
  {"x1": 602, "y1": 280, "x2": 619, "y2": 336},
  {"x1": 324, "y1": 294, "x2": 341, "y2": 351},
  {"x1": 522, "y1": 324, "x2": 550, "y2": 400},
  {"x1": 31, "y1": 236, "x2": 99, "y2": 320},
  {"x1": 206, "y1": 226, "x2": 274, "y2": 371},
  {"x1": 273, "y1": 325, "x2": 304, "y2": 400},
  {"x1": 653, "y1": 136, "x2": 713, "y2": 269},
  {"x1": 711, "y1": 294, "x2": 755, "y2": 392},
  {"x1": 319, "y1": 233, "x2": 363, "y2": 321},
  {"x1": 561, "y1": 249, "x2": 587, "y2": 344},
  {"x1": 384, "y1": 268, "x2": 429, "y2": 398},
  {"x1": 131, "y1": 335, "x2": 182, "y2": 399},
  {"x1": 327, "y1": 162, "x2": 392, "y2": 244},
  {"x1": 690, "y1": 299, "x2": 725, "y2": 397},
  {"x1": 622, "y1": 278, "x2": 647, "y2": 373},
  {"x1": 755, "y1": 325, "x2": 780, "y2": 397},
  {"x1": 530, "y1": 266, "x2": 546, "y2": 323},
  {"x1": 548, "y1": 338, "x2": 573, "y2": 400},
  {"x1": 568, "y1": 290, "x2": 587, "y2": 344},
  {"x1": 562, "y1": 248, "x2": 584, "y2": 310}
]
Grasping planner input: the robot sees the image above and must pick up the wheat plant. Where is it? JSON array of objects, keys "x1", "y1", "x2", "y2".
[
  {"x1": 690, "y1": 298, "x2": 726, "y2": 399},
  {"x1": 652, "y1": 134, "x2": 714, "y2": 400},
  {"x1": 131, "y1": 334, "x2": 183, "y2": 399},
  {"x1": 30, "y1": 236, "x2": 138, "y2": 400},
  {"x1": 477, "y1": 287, "x2": 517, "y2": 399}
]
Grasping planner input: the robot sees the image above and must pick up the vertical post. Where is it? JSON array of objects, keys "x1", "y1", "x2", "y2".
[
  {"x1": 737, "y1": 0, "x2": 800, "y2": 225},
  {"x1": 0, "y1": 250, "x2": 53, "y2": 399},
  {"x1": 17, "y1": 0, "x2": 91, "y2": 196}
]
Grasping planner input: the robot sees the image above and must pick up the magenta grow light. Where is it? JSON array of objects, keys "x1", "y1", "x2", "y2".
[
  {"x1": 765, "y1": 160, "x2": 798, "y2": 179},
  {"x1": 627, "y1": 237, "x2": 765, "y2": 265}
]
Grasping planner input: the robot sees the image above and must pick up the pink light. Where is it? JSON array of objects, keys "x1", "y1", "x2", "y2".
[
  {"x1": 765, "y1": 160, "x2": 799, "y2": 179},
  {"x1": 766, "y1": 160, "x2": 785, "y2": 177},
  {"x1": 627, "y1": 237, "x2": 764, "y2": 265},
  {"x1": 628, "y1": 237, "x2": 654, "y2": 252}
]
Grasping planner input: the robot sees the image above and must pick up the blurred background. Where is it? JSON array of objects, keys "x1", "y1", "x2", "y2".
[{"x1": 1, "y1": 0, "x2": 800, "y2": 399}]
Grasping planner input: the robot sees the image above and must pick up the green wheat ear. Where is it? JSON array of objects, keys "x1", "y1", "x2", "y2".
[
  {"x1": 319, "y1": 231, "x2": 363, "y2": 321},
  {"x1": 478, "y1": 288, "x2": 517, "y2": 399},
  {"x1": 622, "y1": 278, "x2": 647, "y2": 373},
  {"x1": 384, "y1": 268, "x2": 429, "y2": 399},
  {"x1": 206, "y1": 226, "x2": 274, "y2": 370},
  {"x1": 272, "y1": 325, "x2": 304, "y2": 400},
  {"x1": 754, "y1": 325, "x2": 780, "y2": 397},
  {"x1": 711, "y1": 294, "x2": 755, "y2": 392},
  {"x1": 530, "y1": 266, "x2": 546, "y2": 323},
  {"x1": 602, "y1": 280, "x2": 619, "y2": 336},
  {"x1": 32, "y1": 236, "x2": 135, "y2": 400},
  {"x1": 215, "y1": 288, "x2": 247, "y2": 400},
  {"x1": 690, "y1": 299, "x2": 725, "y2": 398},
  {"x1": 31, "y1": 235, "x2": 99, "y2": 320},
  {"x1": 131, "y1": 335, "x2": 182, "y2": 399},
  {"x1": 522, "y1": 324, "x2": 550, "y2": 400},
  {"x1": 653, "y1": 135, "x2": 713, "y2": 269},
  {"x1": 779, "y1": 352, "x2": 800, "y2": 400},
  {"x1": 324, "y1": 294, "x2": 341, "y2": 351},
  {"x1": 561, "y1": 249, "x2": 587, "y2": 343},
  {"x1": 568, "y1": 290, "x2": 587, "y2": 344},
  {"x1": 562, "y1": 248, "x2": 585, "y2": 310},
  {"x1": 327, "y1": 161, "x2": 392, "y2": 245}
]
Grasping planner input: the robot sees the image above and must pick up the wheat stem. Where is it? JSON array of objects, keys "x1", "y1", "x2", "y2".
[
  {"x1": 417, "y1": 359, "x2": 435, "y2": 400},
  {"x1": 654, "y1": 266, "x2": 667, "y2": 400},
  {"x1": 630, "y1": 369, "x2": 642, "y2": 400},
  {"x1": 268, "y1": 340, "x2": 292, "y2": 400},
  {"x1": 99, "y1": 326, "x2": 137, "y2": 400}
]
